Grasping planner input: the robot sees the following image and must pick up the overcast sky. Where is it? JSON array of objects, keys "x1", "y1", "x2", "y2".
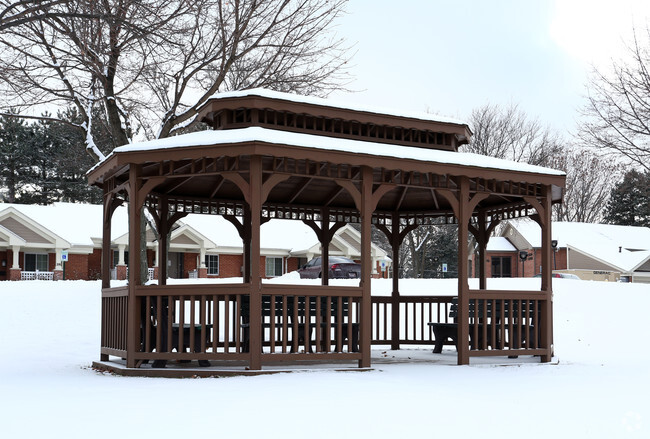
[{"x1": 329, "y1": 0, "x2": 650, "y2": 135}]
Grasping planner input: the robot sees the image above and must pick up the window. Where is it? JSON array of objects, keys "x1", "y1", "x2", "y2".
[
  {"x1": 25, "y1": 253, "x2": 48, "y2": 272},
  {"x1": 205, "y1": 255, "x2": 219, "y2": 275},
  {"x1": 112, "y1": 250, "x2": 128, "y2": 267},
  {"x1": 265, "y1": 257, "x2": 283, "y2": 277},
  {"x1": 491, "y1": 256, "x2": 512, "y2": 278}
]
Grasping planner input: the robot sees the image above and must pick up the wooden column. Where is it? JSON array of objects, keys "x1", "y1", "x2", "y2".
[
  {"x1": 439, "y1": 178, "x2": 488, "y2": 365},
  {"x1": 157, "y1": 197, "x2": 169, "y2": 286},
  {"x1": 377, "y1": 213, "x2": 417, "y2": 351},
  {"x1": 101, "y1": 187, "x2": 113, "y2": 290},
  {"x1": 320, "y1": 209, "x2": 330, "y2": 286},
  {"x1": 302, "y1": 208, "x2": 346, "y2": 287},
  {"x1": 248, "y1": 156, "x2": 263, "y2": 370},
  {"x1": 126, "y1": 165, "x2": 142, "y2": 368},
  {"x1": 539, "y1": 185, "x2": 554, "y2": 362},
  {"x1": 390, "y1": 214, "x2": 401, "y2": 350},
  {"x1": 456, "y1": 178, "x2": 470, "y2": 366},
  {"x1": 525, "y1": 186, "x2": 554, "y2": 362},
  {"x1": 243, "y1": 207, "x2": 252, "y2": 282},
  {"x1": 359, "y1": 166, "x2": 373, "y2": 368}
]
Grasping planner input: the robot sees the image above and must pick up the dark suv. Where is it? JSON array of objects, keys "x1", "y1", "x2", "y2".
[{"x1": 297, "y1": 256, "x2": 361, "y2": 279}]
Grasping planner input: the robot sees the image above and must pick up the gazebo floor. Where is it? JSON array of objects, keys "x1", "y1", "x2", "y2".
[{"x1": 92, "y1": 348, "x2": 553, "y2": 378}]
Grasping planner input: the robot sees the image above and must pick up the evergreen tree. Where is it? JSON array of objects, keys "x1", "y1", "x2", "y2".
[
  {"x1": 0, "y1": 112, "x2": 35, "y2": 203},
  {"x1": 603, "y1": 170, "x2": 650, "y2": 227}
]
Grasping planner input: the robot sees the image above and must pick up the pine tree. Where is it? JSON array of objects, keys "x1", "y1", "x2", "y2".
[
  {"x1": 0, "y1": 112, "x2": 35, "y2": 203},
  {"x1": 603, "y1": 170, "x2": 650, "y2": 227}
]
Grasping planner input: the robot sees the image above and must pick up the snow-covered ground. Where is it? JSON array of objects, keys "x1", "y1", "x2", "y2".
[{"x1": 1, "y1": 277, "x2": 649, "y2": 438}]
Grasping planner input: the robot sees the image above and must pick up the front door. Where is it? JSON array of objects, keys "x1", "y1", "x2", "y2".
[{"x1": 168, "y1": 252, "x2": 184, "y2": 278}]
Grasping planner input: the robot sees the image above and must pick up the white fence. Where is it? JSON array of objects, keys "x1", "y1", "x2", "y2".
[
  {"x1": 21, "y1": 271, "x2": 54, "y2": 281},
  {"x1": 110, "y1": 267, "x2": 155, "y2": 280}
]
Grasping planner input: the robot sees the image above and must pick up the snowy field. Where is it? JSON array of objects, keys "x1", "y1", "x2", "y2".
[{"x1": 1, "y1": 277, "x2": 649, "y2": 438}]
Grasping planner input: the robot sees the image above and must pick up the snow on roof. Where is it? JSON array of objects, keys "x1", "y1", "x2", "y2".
[
  {"x1": 104, "y1": 127, "x2": 564, "y2": 177},
  {"x1": 0, "y1": 203, "x2": 322, "y2": 253},
  {"x1": 512, "y1": 218, "x2": 650, "y2": 272},
  {"x1": 180, "y1": 214, "x2": 351, "y2": 254},
  {"x1": 0, "y1": 202, "x2": 129, "y2": 246},
  {"x1": 207, "y1": 88, "x2": 467, "y2": 126},
  {"x1": 487, "y1": 236, "x2": 517, "y2": 252}
]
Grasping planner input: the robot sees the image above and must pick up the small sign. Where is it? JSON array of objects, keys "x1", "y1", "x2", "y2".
[
  {"x1": 380, "y1": 260, "x2": 387, "y2": 272},
  {"x1": 442, "y1": 263, "x2": 448, "y2": 273},
  {"x1": 61, "y1": 251, "x2": 68, "y2": 262}
]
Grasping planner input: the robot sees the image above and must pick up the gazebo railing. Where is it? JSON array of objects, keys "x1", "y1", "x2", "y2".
[
  {"x1": 136, "y1": 284, "x2": 250, "y2": 362},
  {"x1": 260, "y1": 284, "x2": 362, "y2": 360},
  {"x1": 101, "y1": 287, "x2": 129, "y2": 357},
  {"x1": 466, "y1": 290, "x2": 550, "y2": 357},
  {"x1": 371, "y1": 291, "x2": 550, "y2": 358},
  {"x1": 100, "y1": 283, "x2": 365, "y2": 365},
  {"x1": 371, "y1": 296, "x2": 455, "y2": 345}
]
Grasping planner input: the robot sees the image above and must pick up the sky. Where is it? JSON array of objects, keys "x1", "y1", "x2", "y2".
[{"x1": 330, "y1": 0, "x2": 650, "y2": 135}]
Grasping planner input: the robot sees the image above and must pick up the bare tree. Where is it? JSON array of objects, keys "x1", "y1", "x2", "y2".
[
  {"x1": 1, "y1": 1, "x2": 90, "y2": 31},
  {"x1": 463, "y1": 102, "x2": 565, "y2": 167},
  {"x1": 580, "y1": 27, "x2": 650, "y2": 172},
  {"x1": 463, "y1": 102, "x2": 624, "y2": 223},
  {"x1": 549, "y1": 148, "x2": 622, "y2": 223},
  {"x1": 0, "y1": 0, "x2": 351, "y2": 161}
]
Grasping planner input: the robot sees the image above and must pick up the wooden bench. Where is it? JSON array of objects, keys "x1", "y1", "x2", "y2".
[
  {"x1": 428, "y1": 298, "x2": 538, "y2": 354},
  {"x1": 145, "y1": 298, "x2": 212, "y2": 368},
  {"x1": 242, "y1": 295, "x2": 359, "y2": 353}
]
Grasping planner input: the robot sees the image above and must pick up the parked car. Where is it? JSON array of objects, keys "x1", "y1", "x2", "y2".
[{"x1": 297, "y1": 256, "x2": 361, "y2": 279}]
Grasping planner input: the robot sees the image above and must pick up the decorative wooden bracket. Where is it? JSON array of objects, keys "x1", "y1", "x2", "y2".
[
  {"x1": 524, "y1": 196, "x2": 547, "y2": 226},
  {"x1": 335, "y1": 179, "x2": 395, "y2": 212}
]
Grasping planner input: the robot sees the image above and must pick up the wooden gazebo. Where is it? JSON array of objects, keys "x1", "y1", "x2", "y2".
[{"x1": 90, "y1": 89, "x2": 565, "y2": 375}]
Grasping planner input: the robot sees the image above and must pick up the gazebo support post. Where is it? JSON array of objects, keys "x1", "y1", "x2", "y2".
[
  {"x1": 439, "y1": 177, "x2": 488, "y2": 365},
  {"x1": 390, "y1": 213, "x2": 401, "y2": 350},
  {"x1": 377, "y1": 213, "x2": 417, "y2": 350},
  {"x1": 248, "y1": 156, "x2": 263, "y2": 370},
  {"x1": 469, "y1": 211, "x2": 501, "y2": 290},
  {"x1": 100, "y1": 186, "x2": 113, "y2": 361},
  {"x1": 320, "y1": 209, "x2": 329, "y2": 286},
  {"x1": 456, "y1": 178, "x2": 471, "y2": 366},
  {"x1": 527, "y1": 185, "x2": 554, "y2": 362},
  {"x1": 126, "y1": 165, "x2": 143, "y2": 368},
  {"x1": 101, "y1": 188, "x2": 113, "y2": 291},
  {"x1": 157, "y1": 197, "x2": 169, "y2": 286},
  {"x1": 303, "y1": 208, "x2": 346, "y2": 287},
  {"x1": 359, "y1": 167, "x2": 373, "y2": 368}
]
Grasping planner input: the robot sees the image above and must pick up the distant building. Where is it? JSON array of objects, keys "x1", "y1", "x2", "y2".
[
  {"x1": 471, "y1": 219, "x2": 650, "y2": 283},
  {"x1": 0, "y1": 203, "x2": 390, "y2": 281}
]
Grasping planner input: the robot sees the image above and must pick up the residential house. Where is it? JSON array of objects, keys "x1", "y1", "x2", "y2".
[
  {"x1": 472, "y1": 219, "x2": 650, "y2": 283},
  {"x1": 0, "y1": 202, "x2": 390, "y2": 281}
]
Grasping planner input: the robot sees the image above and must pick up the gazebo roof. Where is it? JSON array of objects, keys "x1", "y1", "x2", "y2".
[{"x1": 95, "y1": 126, "x2": 564, "y2": 178}]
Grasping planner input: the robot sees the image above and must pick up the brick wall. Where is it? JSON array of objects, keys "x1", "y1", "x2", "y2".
[
  {"x1": 211, "y1": 254, "x2": 243, "y2": 278},
  {"x1": 286, "y1": 257, "x2": 300, "y2": 273},
  {"x1": 183, "y1": 252, "x2": 198, "y2": 278},
  {"x1": 65, "y1": 253, "x2": 89, "y2": 280},
  {"x1": 87, "y1": 249, "x2": 102, "y2": 280}
]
